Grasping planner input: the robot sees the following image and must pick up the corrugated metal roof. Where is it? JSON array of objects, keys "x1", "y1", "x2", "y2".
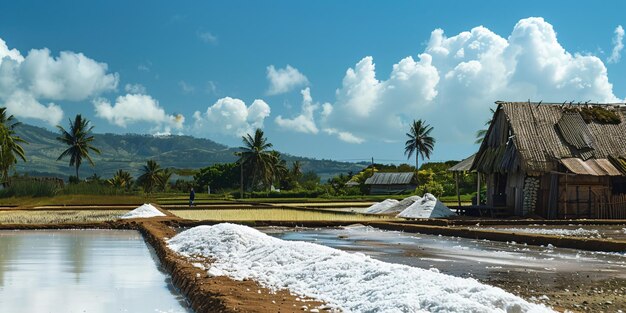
[
  {"x1": 448, "y1": 154, "x2": 476, "y2": 172},
  {"x1": 364, "y1": 172, "x2": 415, "y2": 185},
  {"x1": 560, "y1": 158, "x2": 623, "y2": 176},
  {"x1": 556, "y1": 112, "x2": 596, "y2": 160}
]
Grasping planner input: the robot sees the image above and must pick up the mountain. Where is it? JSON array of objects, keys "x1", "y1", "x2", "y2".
[{"x1": 13, "y1": 123, "x2": 366, "y2": 181}]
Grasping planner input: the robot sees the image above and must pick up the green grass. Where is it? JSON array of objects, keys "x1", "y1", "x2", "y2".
[
  {"x1": 170, "y1": 208, "x2": 396, "y2": 221},
  {"x1": 0, "y1": 210, "x2": 128, "y2": 224}
]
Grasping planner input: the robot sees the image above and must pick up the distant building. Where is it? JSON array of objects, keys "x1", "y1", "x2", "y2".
[
  {"x1": 472, "y1": 101, "x2": 626, "y2": 219},
  {"x1": 364, "y1": 172, "x2": 416, "y2": 195}
]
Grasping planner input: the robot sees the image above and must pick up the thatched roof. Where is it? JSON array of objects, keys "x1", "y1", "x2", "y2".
[
  {"x1": 473, "y1": 102, "x2": 626, "y2": 175},
  {"x1": 448, "y1": 154, "x2": 476, "y2": 172},
  {"x1": 364, "y1": 172, "x2": 415, "y2": 185}
]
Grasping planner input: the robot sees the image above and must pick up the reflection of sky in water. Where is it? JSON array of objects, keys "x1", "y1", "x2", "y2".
[
  {"x1": 263, "y1": 225, "x2": 626, "y2": 281},
  {"x1": 0, "y1": 230, "x2": 191, "y2": 313}
]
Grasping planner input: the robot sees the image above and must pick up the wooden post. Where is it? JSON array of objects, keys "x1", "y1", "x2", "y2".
[
  {"x1": 456, "y1": 171, "x2": 461, "y2": 207},
  {"x1": 476, "y1": 172, "x2": 481, "y2": 205}
]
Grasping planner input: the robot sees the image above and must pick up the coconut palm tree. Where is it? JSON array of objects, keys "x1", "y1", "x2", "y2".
[
  {"x1": 0, "y1": 108, "x2": 27, "y2": 184},
  {"x1": 236, "y1": 128, "x2": 275, "y2": 191},
  {"x1": 56, "y1": 114, "x2": 100, "y2": 181},
  {"x1": 108, "y1": 169, "x2": 133, "y2": 190},
  {"x1": 157, "y1": 168, "x2": 173, "y2": 191},
  {"x1": 137, "y1": 160, "x2": 163, "y2": 193},
  {"x1": 269, "y1": 151, "x2": 288, "y2": 189},
  {"x1": 404, "y1": 119, "x2": 435, "y2": 185},
  {"x1": 475, "y1": 108, "x2": 496, "y2": 144}
]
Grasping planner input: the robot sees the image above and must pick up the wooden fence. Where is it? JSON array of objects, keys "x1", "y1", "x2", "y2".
[{"x1": 596, "y1": 194, "x2": 626, "y2": 219}]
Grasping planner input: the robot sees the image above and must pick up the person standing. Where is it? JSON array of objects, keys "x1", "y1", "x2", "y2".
[{"x1": 189, "y1": 187, "x2": 195, "y2": 207}]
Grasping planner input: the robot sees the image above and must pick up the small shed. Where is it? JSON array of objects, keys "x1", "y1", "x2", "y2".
[{"x1": 364, "y1": 172, "x2": 416, "y2": 195}]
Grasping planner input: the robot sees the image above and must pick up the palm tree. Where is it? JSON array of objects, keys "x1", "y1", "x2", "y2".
[
  {"x1": 236, "y1": 128, "x2": 275, "y2": 191},
  {"x1": 108, "y1": 169, "x2": 133, "y2": 190},
  {"x1": 137, "y1": 160, "x2": 163, "y2": 193},
  {"x1": 157, "y1": 168, "x2": 173, "y2": 191},
  {"x1": 0, "y1": 108, "x2": 27, "y2": 184},
  {"x1": 475, "y1": 108, "x2": 496, "y2": 144},
  {"x1": 405, "y1": 119, "x2": 435, "y2": 185},
  {"x1": 269, "y1": 151, "x2": 288, "y2": 189},
  {"x1": 56, "y1": 114, "x2": 100, "y2": 181},
  {"x1": 290, "y1": 161, "x2": 302, "y2": 180}
]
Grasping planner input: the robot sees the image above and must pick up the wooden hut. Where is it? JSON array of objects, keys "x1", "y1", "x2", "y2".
[
  {"x1": 364, "y1": 172, "x2": 416, "y2": 195},
  {"x1": 472, "y1": 101, "x2": 626, "y2": 219}
]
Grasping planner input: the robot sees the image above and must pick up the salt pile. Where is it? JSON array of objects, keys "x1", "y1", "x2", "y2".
[
  {"x1": 120, "y1": 203, "x2": 166, "y2": 219},
  {"x1": 397, "y1": 193, "x2": 454, "y2": 219},
  {"x1": 378, "y1": 195, "x2": 422, "y2": 214},
  {"x1": 484, "y1": 227, "x2": 601, "y2": 238},
  {"x1": 364, "y1": 199, "x2": 400, "y2": 214},
  {"x1": 168, "y1": 223, "x2": 553, "y2": 313}
]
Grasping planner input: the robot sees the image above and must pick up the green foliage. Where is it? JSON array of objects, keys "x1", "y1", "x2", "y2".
[
  {"x1": 0, "y1": 108, "x2": 28, "y2": 184},
  {"x1": 415, "y1": 180, "x2": 444, "y2": 197},
  {"x1": 0, "y1": 179, "x2": 60, "y2": 197},
  {"x1": 237, "y1": 128, "x2": 276, "y2": 191},
  {"x1": 137, "y1": 160, "x2": 163, "y2": 193},
  {"x1": 565, "y1": 107, "x2": 621, "y2": 124},
  {"x1": 56, "y1": 114, "x2": 100, "y2": 180},
  {"x1": 299, "y1": 171, "x2": 321, "y2": 189},
  {"x1": 62, "y1": 181, "x2": 129, "y2": 196},
  {"x1": 405, "y1": 119, "x2": 435, "y2": 173},
  {"x1": 108, "y1": 169, "x2": 133, "y2": 190},
  {"x1": 195, "y1": 163, "x2": 240, "y2": 192}
]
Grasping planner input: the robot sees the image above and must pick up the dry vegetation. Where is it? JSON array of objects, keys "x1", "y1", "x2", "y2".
[
  {"x1": 0, "y1": 210, "x2": 128, "y2": 224},
  {"x1": 170, "y1": 208, "x2": 395, "y2": 221}
]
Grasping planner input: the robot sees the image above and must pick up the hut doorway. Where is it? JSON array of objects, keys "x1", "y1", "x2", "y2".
[{"x1": 493, "y1": 173, "x2": 508, "y2": 206}]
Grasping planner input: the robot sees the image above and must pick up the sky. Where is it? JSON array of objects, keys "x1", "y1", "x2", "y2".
[{"x1": 1, "y1": 1, "x2": 626, "y2": 165}]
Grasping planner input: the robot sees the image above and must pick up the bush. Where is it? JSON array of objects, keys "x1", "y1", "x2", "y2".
[
  {"x1": 415, "y1": 181, "x2": 444, "y2": 197},
  {"x1": 61, "y1": 182, "x2": 132, "y2": 195},
  {"x1": 0, "y1": 179, "x2": 60, "y2": 197}
]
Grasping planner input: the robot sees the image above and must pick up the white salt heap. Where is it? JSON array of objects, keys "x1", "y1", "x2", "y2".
[
  {"x1": 364, "y1": 199, "x2": 400, "y2": 214},
  {"x1": 397, "y1": 193, "x2": 454, "y2": 219},
  {"x1": 168, "y1": 223, "x2": 553, "y2": 313},
  {"x1": 378, "y1": 195, "x2": 422, "y2": 214},
  {"x1": 120, "y1": 203, "x2": 166, "y2": 219}
]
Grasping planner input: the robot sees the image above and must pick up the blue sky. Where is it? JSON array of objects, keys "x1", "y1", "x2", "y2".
[{"x1": 1, "y1": 1, "x2": 625, "y2": 165}]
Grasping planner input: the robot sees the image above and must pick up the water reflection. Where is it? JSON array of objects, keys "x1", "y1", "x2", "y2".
[{"x1": 0, "y1": 230, "x2": 191, "y2": 313}]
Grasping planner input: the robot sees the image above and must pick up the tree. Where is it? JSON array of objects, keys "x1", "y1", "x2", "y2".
[
  {"x1": 236, "y1": 129, "x2": 275, "y2": 191},
  {"x1": 404, "y1": 119, "x2": 435, "y2": 185},
  {"x1": 475, "y1": 108, "x2": 496, "y2": 144},
  {"x1": 157, "y1": 168, "x2": 173, "y2": 191},
  {"x1": 56, "y1": 114, "x2": 101, "y2": 181},
  {"x1": 108, "y1": 169, "x2": 133, "y2": 190},
  {"x1": 0, "y1": 108, "x2": 27, "y2": 184},
  {"x1": 269, "y1": 151, "x2": 288, "y2": 189},
  {"x1": 137, "y1": 160, "x2": 163, "y2": 193}
]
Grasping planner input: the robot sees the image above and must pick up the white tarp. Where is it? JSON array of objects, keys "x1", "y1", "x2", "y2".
[
  {"x1": 397, "y1": 193, "x2": 454, "y2": 219},
  {"x1": 364, "y1": 199, "x2": 400, "y2": 214}
]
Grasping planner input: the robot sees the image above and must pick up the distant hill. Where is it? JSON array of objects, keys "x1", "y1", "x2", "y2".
[{"x1": 13, "y1": 123, "x2": 366, "y2": 181}]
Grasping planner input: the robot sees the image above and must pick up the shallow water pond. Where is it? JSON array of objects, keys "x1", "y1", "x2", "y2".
[
  {"x1": 262, "y1": 225, "x2": 626, "y2": 281},
  {"x1": 0, "y1": 229, "x2": 191, "y2": 313}
]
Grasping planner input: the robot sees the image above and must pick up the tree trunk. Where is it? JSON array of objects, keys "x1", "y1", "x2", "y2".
[
  {"x1": 415, "y1": 145, "x2": 419, "y2": 187},
  {"x1": 75, "y1": 164, "x2": 80, "y2": 181}
]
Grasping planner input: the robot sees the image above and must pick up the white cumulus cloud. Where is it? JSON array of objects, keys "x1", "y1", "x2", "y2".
[
  {"x1": 0, "y1": 37, "x2": 118, "y2": 125},
  {"x1": 608, "y1": 25, "x2": 624, "y2": 64},
  {"x1": 124, "y1": 83, "x2": 146, "y2": 94},
  {"x1": 266, "y1": 65, "x2": 309, "y2": 95},
  {"x1": 275, "y1": 87, "x2": 325, "y2": 134},
  {"x1": 94, "y1": 94, "x2": 184, "y2": 130},
  {"x1": 193, "y1": 97, "x2": 271, "y2": 137},
  {"x1": 321, "y1": 17, "x2": 621, "y2": 145}
]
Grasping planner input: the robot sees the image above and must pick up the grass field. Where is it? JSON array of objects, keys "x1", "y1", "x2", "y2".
[
  {"x1": 0, "y1": 210, "x2": 128, "y2": 224},
  {"x1": 169, "y1": 208, "x2": 396, "y2": 221}
]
